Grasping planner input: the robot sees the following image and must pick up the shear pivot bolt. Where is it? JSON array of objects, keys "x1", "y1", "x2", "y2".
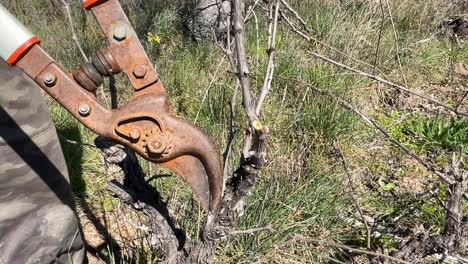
[
  {"x1": 113, "y1": 26, "x2": 127, "y2": 41},
  {"x1": 129, "y1": 128, "x2": 141, "y2": 140},
  {"x1": 133, "y1": 65, "x2": 147, "y2": 79},
  {"x1": 43, "y1": 73, "x2": 57, "y2": 86},
  {"x1": 147, "y1": 138, "x2": 165, "y2": 155},
  {"x1": 78, "y1": 104, "x2": 91, "y2": 116}
]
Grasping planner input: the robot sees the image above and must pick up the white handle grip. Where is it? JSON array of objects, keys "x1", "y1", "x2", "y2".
[{"x1": 0, "y1": 4, "x2": 40, "y2": 65}]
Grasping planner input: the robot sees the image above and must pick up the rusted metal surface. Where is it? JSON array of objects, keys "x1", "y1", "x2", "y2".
[
  {"x1": 73, "y1": 48, "x2": 121, "y2": 92},
  {"x1": 73, "y1": 63, "x2": 99, "y2": 92},
  {"x1": 15, "y1": 0, "x2": 223, "y2": 215},
  {"x1": 91, "y1": 0, "x2": 160, "y2": 91},
  {"x1": 94, "y1": 47, "x2": 121, "y2": 75}
]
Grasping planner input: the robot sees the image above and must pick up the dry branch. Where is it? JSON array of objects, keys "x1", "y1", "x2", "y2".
[
  {"x1": 232, "y1": 0, "x2": 259, "y2": 124},
  {"x1": 213, "y1": 1, "x2": 271, "y2": 235},
  {"x1": 334, "y1": 141, "x2": 371, "y2": 249},
  {"x1": 287, "y1": 78, "x2": 468, "y2": 260},
  {"x1": 278, "y1": 8, "x2": 391, "y2": 75},
  {"x1": 229, "y1": 224, "x2": 273, "y2": 235},
  {"x1": 213, "y1": 0, "x2": 272, "y2": 239},
  {"x1": 444, "y1": 154, "x2": 467, "y2": 251},
  {"x1": 256, "y1": 0, "x2": 280, "y2": 115},
  {"x1": 288, "y1": 78, "x2": 456, "y2": 185},
  {"x1": 279, "y1": 0, "x2": 312, "y2": 33},
  {"x1": 286, "y1": 235, "x2": 411, "y2": 264},
  {"x1": 307, "y1": 51, "x2": 468, "y2": 117}
]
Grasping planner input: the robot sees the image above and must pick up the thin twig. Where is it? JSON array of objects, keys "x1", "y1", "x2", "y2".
[
  {"x1": 372, "y1": 0, "x2": 385, "y2": 74},
  {"x1": 288, "y1": 235, "x2": 411, "y2": 264},
  {"x1": 279, "y1": 0, "x2": 312, "y2": 33},
  {"x1": 455, "y1": 90, "x2": 468, "y2": 113},
  {"x1": 307, "y1": 50, "x2": 468, "y2": 117},
  {"x1": 244, "y1": 0, "x2": 262, "y2": 23},
  {"x1": 254, "y1": 10, "x2": 260, "y2": 90},
  {"x1": 334, "y1": 141, "x2": 371, "y2": 249},
  {"x1": 229, "y1": 224, "x2": 273, "y2": 235},
  {"x1": 194, "y1": 57, "x2": 226, "y2": 124},
  {"x1": 59, "y1": 135, "x2": 97, "y2": 148},
  {"x1": 385, "y1": 0, "x2": 408, "y2": 86},
  {"x1": 223, "y1": 81, "x2": 239, "y2": 184},
  {"x1": 256, "y1": 0, "x2": 280, "y2": 115},
  {"x1": 60, "y1": 0, "x2": 88, "y2": 62},
  {"x1": 279, "y1": 9, "x2": 391, "y2": 75},
  {"x1": 287, "y1": 78, "x2": 456, "y2": 185}
]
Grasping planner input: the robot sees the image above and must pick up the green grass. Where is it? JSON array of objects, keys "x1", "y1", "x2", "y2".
[{"x1": 4, "y1": 0, "x2": 467, "y2": 262}]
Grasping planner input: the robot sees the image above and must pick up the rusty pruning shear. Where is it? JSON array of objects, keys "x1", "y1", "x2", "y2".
[{"x1": 0, "y1": 0, "x2": 223, "y2": 222}]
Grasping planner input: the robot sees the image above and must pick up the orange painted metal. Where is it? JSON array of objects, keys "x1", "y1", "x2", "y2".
[
  {"x1": 15, "y1": 0, "x2": 222, "y2": 215},
  {"x1": 83, "y1": 0, "x2": 107, "y2": 10},
  {"x1": 6, "y1": 36, "x2": 40, "y2": 65}
]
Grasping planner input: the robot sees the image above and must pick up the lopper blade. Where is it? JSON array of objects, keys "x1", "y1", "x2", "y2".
[{"x1": 161, "y1": 155, "x2": 211, "y2": 211}]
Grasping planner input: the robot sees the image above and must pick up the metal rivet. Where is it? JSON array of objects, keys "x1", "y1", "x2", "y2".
[
  {"x1": 129, "y1": 128, "x2": 141, "y2": 140},
  {"x1": 78, "y1": 104, "x2": 91, "y2": 116},
  {"x1": 133, "y1": 65, "x2": 147, "y2": 79},
  {"x1": 113, "y1": 25, "x2": 127, "y2": 41},
  {"x1": 43, "y1": 73, "x2": 57, "y2": 86}
]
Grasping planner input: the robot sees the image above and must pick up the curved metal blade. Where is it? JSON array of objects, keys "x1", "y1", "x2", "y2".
[{"x1": 161, "y1": 155, "x2": 211, "y2": 211}]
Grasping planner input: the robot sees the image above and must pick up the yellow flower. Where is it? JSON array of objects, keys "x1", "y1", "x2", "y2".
[
  {"x1": 147, "y1": 32, "x2": 161, "y2": 44},
  {"x1": 154, "y1": 35, "x2": 161, "y2": 44}
]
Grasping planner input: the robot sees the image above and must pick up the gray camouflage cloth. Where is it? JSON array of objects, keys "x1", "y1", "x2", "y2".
[{"x1": 0, "y1": 60, "x2": 85, "y2": 263}]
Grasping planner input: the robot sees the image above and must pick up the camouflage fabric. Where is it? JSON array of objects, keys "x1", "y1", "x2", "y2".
[{"x1": 0, "y1": 60, "x2": 85, "y2": 263}]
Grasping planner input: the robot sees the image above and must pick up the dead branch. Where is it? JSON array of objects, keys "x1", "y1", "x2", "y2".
[
  {"x1": 278, "y1": 8, "x2": 391, "y2": 75},
  {"x1": 307, "y1": 51, "x2": 468, "y2": 117},
  {"x1": 287, "y1": 78, "x2": 456, "y2": 185},
  {"x1": 372, "y1": 0, "x2": 385, "y2": 74},
  {"x1": 256, "y1": 0, "x2": 280, "y2": 115},
  {"x1": 214, "y1": 0, "x2": 270, "y2": 232},
  {"x1": 232, "y1": 0, "x2": 260, "y2": 124},
  {"x1": 456, "y1": 90, "x2": 468, "y2": 113},
  {"x1": 279, "y1": 0, "x2": 312, "y2": 33},
  {"x1": 229, "y1": 224, "x2": 274, "y2": 235},
  {"x1": 334, "y1": 141, "x2": 371, "y2": 249},
  {"x1": 287, "y1": 78, "x2": 468, "y2": 260},
  {"x1": 286, "y1": 235, "x2": 411, "y2": 264},
  {"x1": 444, "y1": 153, "x2": 467, "y2": 251}
]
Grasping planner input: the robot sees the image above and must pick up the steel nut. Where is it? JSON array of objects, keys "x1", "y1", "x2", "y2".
[
  {"x1": 133, "y1": 65, "x2": 147, "y2": 79},
  {"x1": 146, "y1": 137, "x2": 166, "y2": 155}
]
